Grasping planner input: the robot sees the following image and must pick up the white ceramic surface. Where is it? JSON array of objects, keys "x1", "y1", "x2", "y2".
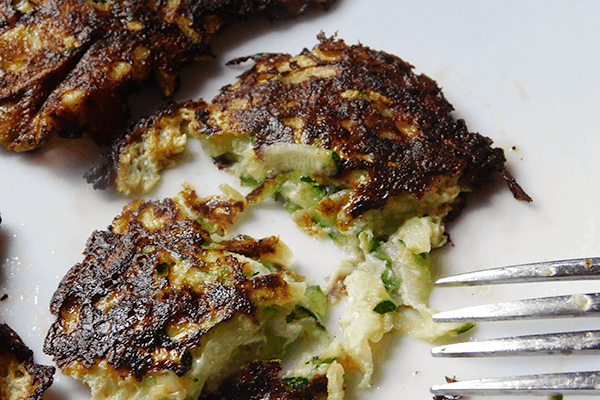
[{"x1": 2, "y1": 1, "x2": 600, "y2": 399}]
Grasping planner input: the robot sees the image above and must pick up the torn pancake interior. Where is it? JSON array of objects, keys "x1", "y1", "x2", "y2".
[
  {"x1": 43, "y1": 184, "x2": 331, "y2": 400},
  {"x1": 0, "y1": 323, "x2": 55, "y2": 400}
]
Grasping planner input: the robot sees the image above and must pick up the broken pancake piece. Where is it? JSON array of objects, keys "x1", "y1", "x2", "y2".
[
  {"x1": 195, "y1": 34, "x2": 531, "y2": 242},
  {"x1": 1, "y1": 323, "x2": 55, "y2": 400},
  {"x1": 43, "y1": 184, "x2": 331, "y2": 400},
  {"x1": 86, "y1": 101, "x2": 205, "y2": 195},
  {"x1": 0, "y1": 0, "x2": 334, "y2": 152}
]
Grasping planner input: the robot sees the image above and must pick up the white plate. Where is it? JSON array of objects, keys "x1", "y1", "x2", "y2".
[{"x1": 2, "y1": 1, "x2": 600, "y2": 399}]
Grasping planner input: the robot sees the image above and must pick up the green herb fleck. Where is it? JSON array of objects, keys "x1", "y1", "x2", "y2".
[
  {"x1": 200, "y1": 242, "x2": 219, "y2": 250},
  {"x1": 282, "y1": 376, "x2": 309, "y2": 390},
  {"x1": 283, "y1": 201, "x2": 301, "y2": 213},
  {"x1": 453, "y1": 323, "x2": 476, "y2": 335},
  {"x1": 144, "y1": 376, "x2": 156, "y2": 386},
  {"x1": 180, "y1": 349, "x2": 193, "y2": 368},
  {"x1": 381, "y1": 268, "x2": 401, "y2": 294},
  {"x1": 196, "y1": 217, "x2": 217, "y2": 234},
  {"x1": 373, "y1": 247, "x2": 392, "y2": 268},
  {"x1": 327, "y1": 229, "x2": 345, "y2": 242},
  {"x1": 240, "y1": 174, "x2": 259, "y2": 187},
  {"x1": 331, "y1": 151, "x2": 341, "y2": 170},
  {"x1": 299, "y1": 175, "x2": 328, "y2": 192},
  {"x1": 368, "y1": 236, "x2": 380, "y2": 252},
  {"x1": 300, "y1": 176, "x2": 317, "y2": 184},
  {"x1": 261, "y1": 261, "x2": 276, "y2": 272},
  {"x1": 156, "y1": 263, "x2": 169, "y2": 276},
  {"x1": 412, "y1": 251, "x2": 431, "y2": 267},
  {"x1": 307, "y1": 356, "x2": 338, "y2": 365},
  {"x1": 373, "y1": 300, "x2": 397, "y2": 314},
  {"x1": 315, "y1": 218, "x2": 333, "y2": 228},
  {"x1": 273, "y1": 192, "x2": 285, "y2": 203},
  {"x1": 286, "y1": 306, "x2": 326, "y2": 331},
  {"x1": 548, "y1": 396, "x2": 563, "y2": 400}
]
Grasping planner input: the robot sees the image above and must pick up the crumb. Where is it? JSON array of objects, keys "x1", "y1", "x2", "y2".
[{"x1": 432, "y1": 377, "x2": 464, "y2": 400}]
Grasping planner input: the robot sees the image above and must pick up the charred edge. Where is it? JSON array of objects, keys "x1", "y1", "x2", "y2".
[
  {"x1": 43, "y1": 198, "x2": 261, "y2": 380},
  {"x1": 198, "y1": 360, "x2": 328, "y2": 400},
  {"x1": 0, "y1": 323, "x2": 55, "y2": 400},
  {"x1": 3, "y1": 0, "x2": 335, "y2": 151}
]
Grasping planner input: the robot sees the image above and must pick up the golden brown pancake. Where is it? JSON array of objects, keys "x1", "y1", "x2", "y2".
[
  {"x1": 0, "y1": 0, "x2": 335, "y2": 152},
  {"x1": 0, "y1": 323, "x2": 55, "y2": 400},
  {"x1": 199, "y1": 34, "x2": 530, "y2": 208},
  {"x1": 43, "y1": 185, "x2": 327, "y2": 399}
]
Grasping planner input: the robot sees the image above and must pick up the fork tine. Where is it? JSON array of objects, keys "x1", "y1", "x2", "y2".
[
  {"x1": 432, "y1": 293, "x2": 600, "y2": 322},
  {"x1": 430, "y1": 371, "x2": 600, "y2": 396},
  {"x1": 431, "y1": 259, "x2": 600, "y2": 395},
  {"x1": 435, "y1": 257, "x2": 600, "y2": 287},
  {"x1": 432, "y1": 330, "x2": 600, "y2": 357}
]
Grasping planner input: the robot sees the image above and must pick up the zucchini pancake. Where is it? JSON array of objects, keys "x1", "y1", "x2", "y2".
[
  {"x1": 43, "y1": 185, "x2": 337, "y2": 400},
  {"x1": 0, "y1": 323, "x2": 55, "y2": 400},
  {"x1": 79, "y1": 35, "x2": 531, "y2": 396},
  {"x1": 0, "y1": 0, "x2": 334, "y2": 152}
]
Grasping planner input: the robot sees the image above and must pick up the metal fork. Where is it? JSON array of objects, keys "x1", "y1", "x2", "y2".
[{"x1": 429, "y1": 257, "x2": 600, "y2": 397}]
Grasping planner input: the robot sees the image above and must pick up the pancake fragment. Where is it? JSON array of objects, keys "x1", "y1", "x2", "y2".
[
  {"x1": 0, "y1": 0, "x2": 335, "y2": 152},
  {"x1": 196, "y1": 34, "x2": 530, "y2": 231},
  {"x1": 86, "y1": 100, "x2": 208, "y2": 195},
  {"x1": 43, "y1": 184, "x2": 329, "y2": 400},
  {"x1": 0, "y1": 323, "x2": 55, "y2": 400}
]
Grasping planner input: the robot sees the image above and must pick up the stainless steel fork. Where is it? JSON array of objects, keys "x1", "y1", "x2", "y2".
[{"x1": 429, "y1": 257, "x2": 600, "y2": 397}]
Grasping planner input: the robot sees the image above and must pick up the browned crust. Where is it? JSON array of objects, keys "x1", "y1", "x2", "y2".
[
  {"x1": 197, "y1": 34, "x2": 530, "y2": 218},
  {"x1": 0, "y1": 0, "x2": 20, "y2": 29},
  {"x1": 0, "y1": 323, "x2": 55, "y2": 400},
  {"x1": 218, "y1": 235, "x2": 280, "y2": 260},
  {"x1": 199, "y1": 360, "x2": 328, "y2": 400},
  {"x1": 0, "y1": 0, "x2": 335, "y2": 152},
  {"x1": 42, "y1": 190, "x2": 299, "y2": 381},
  {"x1": 84, "y1": 99, "x2": 209, "y2": 191}
]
